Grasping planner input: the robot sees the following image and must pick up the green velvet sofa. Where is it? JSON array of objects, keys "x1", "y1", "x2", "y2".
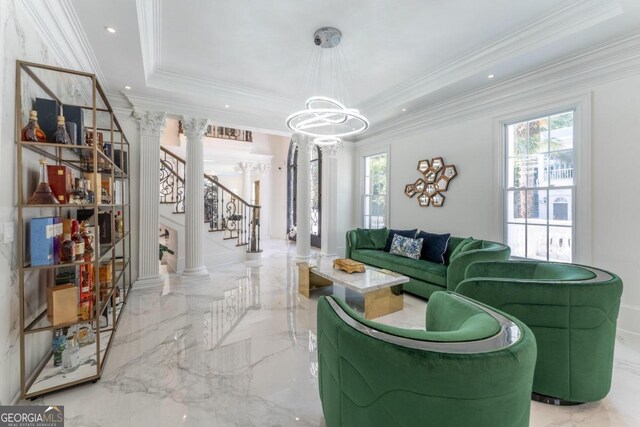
[
  {"x1": 317, "y1": 291, "x2": 537, "y2": 427},
  {"x1": 345, "y1": 230, "x2": 510, "y2": 299},
  {"x1": 456, "y1": 261, "x2": 623, "y2": 404}
]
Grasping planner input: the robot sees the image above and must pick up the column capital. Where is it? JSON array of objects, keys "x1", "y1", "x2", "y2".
[
  {"x1": 257, "y1": 163, "x2": 271, "y2": 174},
  {"x1": 132, "y1": 110, "x2": 167, "y2": 138},
  {"x1": 238, "y1": 162, "x2": 255, "y2": 173},
  {"x1": 182, "y1": 117, "x2": 209, "y2": 140},
  {"x1": 319, "y1": 141, "x2": 342, "y2": 157},
  {"x1": 292, "y1": 134, "x2": 313, "y2": 152}
]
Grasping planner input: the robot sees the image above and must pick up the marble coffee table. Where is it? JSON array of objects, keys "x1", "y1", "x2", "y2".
[{"x1": 298, "y1": 256, "x2": 409, "y2": 319}]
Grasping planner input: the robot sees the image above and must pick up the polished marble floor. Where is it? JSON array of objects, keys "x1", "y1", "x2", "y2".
[{"x1": 24, "y1": 241, "x2": 640, "y2": 426}]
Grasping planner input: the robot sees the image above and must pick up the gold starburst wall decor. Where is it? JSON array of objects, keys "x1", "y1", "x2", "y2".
[{"x1": 404, "y1": 157, "x2": 457, "y2": 207}]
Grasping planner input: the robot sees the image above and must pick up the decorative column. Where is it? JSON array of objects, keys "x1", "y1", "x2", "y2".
[
  {"x1": 256, "y1": 163, "x2": 271, "y2": 238},
  {"x1": 320, "y1": 142, "x2": 341, "y2": 256},
  {"x1": 181, "y1": 117, "x2": 210, "y2": 280},
  {"x1": 295, "y1": 135, "x2": 312, "y2": 261},
  {"x1": 133, "y1": 110, "x2": 167, "y2": 288},
  {"x1": 239, "y1": 162, "x2": 254, "y2": 203}
]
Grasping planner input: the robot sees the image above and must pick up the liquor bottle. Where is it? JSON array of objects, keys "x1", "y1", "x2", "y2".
[
  {"x1": 115, "y1": 211, "x2": 124, "y2": 238},
  {"x1": 61, "y1": 337, "x2": 80, "y2": 372},
  {"x1": 21, "y1": 110, "x2": 47, "y2": 142},
  {"x1": 101, "y1": 186, "x2": 112, "y2": 204},
  {"x1": 52, "y1": 329, "x2": 66, "y2": 367},
  {"x1": 78, "y1": 264, "x2": 94, "y2": 321},
  {"x1": 71, "y1": 178, "x2": 87, "y2": 204},
  {"x1": 80, "y1": 223, "x2": 95, "y2": 261},
  {"x1": 71, "y1": 220, "x2": 84, "y2": 262},
  {"x1": 85, "y1": 179, "x2": 95, "y2": 204},
  {"x1": 51, "y1": 116, "x2": 72, "y2": 145},
  {"x1": 27, "y1": 159, "x2": 60, "y2": 205},
  {"x1": 59, "y1": 233, "x2": 75, "y2": 263}
]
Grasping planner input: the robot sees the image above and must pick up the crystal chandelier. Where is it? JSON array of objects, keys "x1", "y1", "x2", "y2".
[{"x1": 286, "y1": 27, "x2": 369, "y2": 146}]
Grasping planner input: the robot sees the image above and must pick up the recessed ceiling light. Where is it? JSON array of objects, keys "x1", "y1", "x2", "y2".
[
  {"x1": 402, "y1": 108, "x2": 407, "y2": 112},
  {"x1": 104, "y1": 26, "x2": 117, "y2": 34},
  {"x1": 124, "y1": 86, "x2": 131, "y2": 90},
  {"x1": 488, "y1": 74, "x2": 495, "y2": 79},
  {"x1": 224, "y1": 104, "x2": 230, "y2": 108}
]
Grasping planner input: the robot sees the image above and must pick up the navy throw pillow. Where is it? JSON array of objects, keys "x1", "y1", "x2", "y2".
[
  {"x1": 383, "y1": 229, "x2": 418, "y2": 252},
  {"x1": 416, "y1": 231, "x2": 451, "y2": 264}
]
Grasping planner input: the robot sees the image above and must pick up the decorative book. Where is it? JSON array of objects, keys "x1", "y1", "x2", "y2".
[{"x1": 333, "y1": 258, "x2": 365, "y2": 274}]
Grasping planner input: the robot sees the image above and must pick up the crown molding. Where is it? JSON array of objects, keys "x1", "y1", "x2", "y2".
[
  {"x1": 136, "y1": 0, "x2": 161, "y2": 79},
  {"x1": 134, "y1": 0, "x2": 296, "y2": 114},
  {"x1": 123, "y1": 92, "x2": 290, "y2": 136},
  {"x1": 22, "y1": 0, "x2": 109, "y2": 92},
  {"x1": 146, "y1": 67, "x2": 298, "y2": 113},
  {"x1": 356, "y1": 32, "x2": 640, "y2": 145},
  {"x1": 359, "y1": 0, "x2": 623, "y2": 118}
]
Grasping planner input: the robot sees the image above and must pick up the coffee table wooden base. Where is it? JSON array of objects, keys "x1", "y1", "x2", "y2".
[
  {"x1": 299, "y1": 263, "x2": 404, "y2": 319},
  {"x1": 299, "y1": 263, "x2": 332, "y2": 298},
  {"x1": 364, "y1": 287, "x2": 403, "y2": 319}
]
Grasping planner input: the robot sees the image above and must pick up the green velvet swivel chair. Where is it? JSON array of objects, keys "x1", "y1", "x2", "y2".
[
  {"x1": 317, "y1": 292, "x2": 537, "y2": 427},
  {"x1": 457, "y1": 261, "x2": 623, "y2": 405}
]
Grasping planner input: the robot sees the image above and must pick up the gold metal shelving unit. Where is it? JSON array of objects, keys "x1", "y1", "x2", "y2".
[{"x1": 16, "y1": 61, "x2": 132, "y2": 399}]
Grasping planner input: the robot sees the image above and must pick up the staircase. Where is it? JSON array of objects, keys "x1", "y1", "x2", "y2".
[{"x1": 159, "y1": 147, "x2": 262, "y2": 270}]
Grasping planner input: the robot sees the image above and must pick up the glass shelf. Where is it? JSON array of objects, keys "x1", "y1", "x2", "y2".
[
  {"x1": 20, "y1": 140, "x2": 127, "y2": 177},
  {"x1": 25, "y1": 329, "x2": 113, "y2": 398}
]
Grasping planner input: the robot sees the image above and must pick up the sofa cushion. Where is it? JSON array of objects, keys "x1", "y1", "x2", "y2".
[
  {"x1": 355, "y1": 228, "x2": 376, "y2": 249},
  {"x1": 416, "y1": 231, "x2": 450, "y2": 264},
  {"x1": 355, "y1": 227, "x2": 389, "y2": 250},
  {"x1": 352, "y1": 249, "x2": 447, "y2": 286},
  {"x1": 390, "y1": 235, "x2": 423, "y2": 260},
  {"x1": 383, "y1": 229, "x2": 417, "y2": 252},
  {"x1": 369, "y1": 228, "x2": 389, "y2": 249}
]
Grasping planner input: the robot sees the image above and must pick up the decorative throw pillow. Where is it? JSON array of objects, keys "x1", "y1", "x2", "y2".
[
  {"x1": 383, "y1": 229, "x2": 418, "y2": 252},
  {"x1": 416, "y1": 231, "x2": 451, "y2": 264},
  {"x1": 355, "y1": 228, "x2": 376, "y2": 250},
  {"x1": 389, "y1": 234, "x2": 423, "y2": 260},
  {"x1": 369, "y1": 227, "x2": 389, "y2": 250},
  {"x1": 451, "y1": 239, "x2": 484, "y2": 262},
  {"x1": 448, "y1": 237, "x2": 474, "y2": 262}
]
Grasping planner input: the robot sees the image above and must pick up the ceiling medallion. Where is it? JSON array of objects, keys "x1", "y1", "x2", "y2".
[{"x1": 286, "y1": 28, "x2": 369, "y2": 146}]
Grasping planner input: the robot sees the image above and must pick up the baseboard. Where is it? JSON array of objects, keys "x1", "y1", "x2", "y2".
[
  {"x1": 10, "y1": 389, "x2": 20, "y2": 405},
  {"x1": 618, "y1": 303, "x2": 640, "y2": 336},
  {"x1": 617, "y1": 303, "x2": 640, "y2": 352}
]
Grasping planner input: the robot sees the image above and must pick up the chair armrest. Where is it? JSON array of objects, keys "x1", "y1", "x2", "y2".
[
  {"x1": 446, "y1": 245, "x2": 510, "y2": 291},
  {"x1": 345, "y1": 230, "x2": 358, "y2": 258}
]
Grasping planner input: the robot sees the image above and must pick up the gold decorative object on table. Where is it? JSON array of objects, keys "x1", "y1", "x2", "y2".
[
  {"x1": 333, "y1": 258, "x2": 365, "y2": 273},
  {"x1": 404, "y1": 157, "x2": 457, "y2": 207}
]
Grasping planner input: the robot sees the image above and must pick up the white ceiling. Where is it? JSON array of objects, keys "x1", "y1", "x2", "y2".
[{"x1": 70, "y1": 0, "x2": 640, "y2": 136}]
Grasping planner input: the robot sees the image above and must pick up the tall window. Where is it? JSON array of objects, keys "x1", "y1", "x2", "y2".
[
  {"x1": 505, "y1": 110, "x2": 575, "y2": 262},
  {"x1": 363, "y1": 153, "x2": 388, "y2": 229}
]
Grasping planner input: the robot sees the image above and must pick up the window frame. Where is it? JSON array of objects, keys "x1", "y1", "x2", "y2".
[
  {"x1": 494, "y1": 94, "x2": 592, "y2": 264},
  {"x1": 361, "y1": 150, "x2": 389, "y2": 230}
]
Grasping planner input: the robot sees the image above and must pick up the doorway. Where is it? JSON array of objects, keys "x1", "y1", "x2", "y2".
[{"x1": 287, "y1": 140, "x2": 322, "y2": 248}]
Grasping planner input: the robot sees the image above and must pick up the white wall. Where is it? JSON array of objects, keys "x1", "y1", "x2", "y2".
[{"x1": 355, "y1": 73, "x2": 640, "y2": 337}]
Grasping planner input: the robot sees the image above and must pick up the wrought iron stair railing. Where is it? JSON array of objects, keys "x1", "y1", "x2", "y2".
[{"x1": 160, "y1": 146, "x2": 261, "y2": 253}]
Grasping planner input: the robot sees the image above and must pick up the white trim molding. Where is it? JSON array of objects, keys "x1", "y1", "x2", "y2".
[
  {"x1": 360, "y1": 0, "x2": 623, "y2": 118},
  {"x1": 22, "y1": 0, "x2": 108, "y2": 90},
  {"x1": 619, "y1": 304, "x2": 640, "y2": 341},
  {"x1": 136, "y1": 0, "x2": 161, "y2": 79},
  {"x1": 493, "y1": 92, "x2": 592, "y2": 264},
  {"x1": 357, "y1": 31, "x2": 640, "y2": 145}
]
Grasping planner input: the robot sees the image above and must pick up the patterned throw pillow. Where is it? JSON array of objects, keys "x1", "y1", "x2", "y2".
[{"x1": 389, "y1": 234, "x2": 424, "y2": 260}]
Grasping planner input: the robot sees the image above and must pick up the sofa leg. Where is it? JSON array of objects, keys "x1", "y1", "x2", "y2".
[{"x1": 531, "y1": 392, "x2": 584, "y2": 406}]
